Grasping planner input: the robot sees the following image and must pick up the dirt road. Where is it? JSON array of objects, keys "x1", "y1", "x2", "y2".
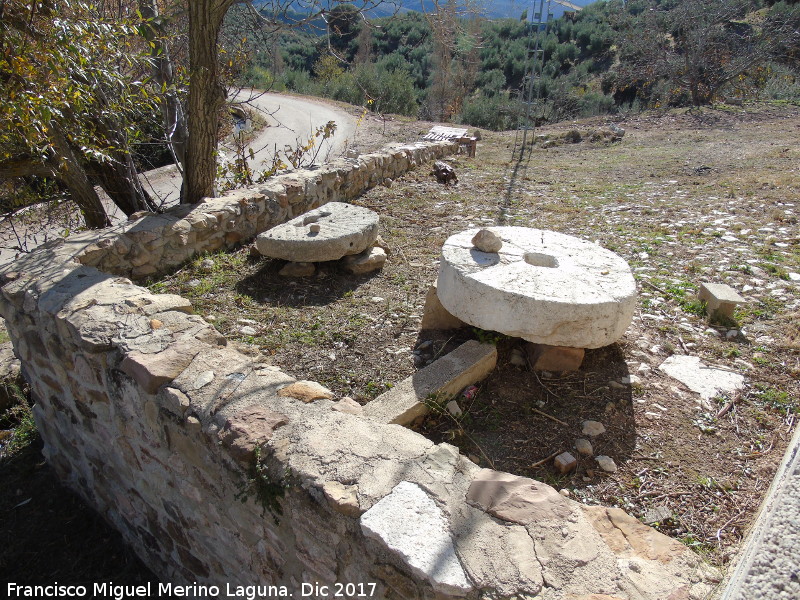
[{"x1": 0, "y1": 92, "x2": 358, "y2": 265}]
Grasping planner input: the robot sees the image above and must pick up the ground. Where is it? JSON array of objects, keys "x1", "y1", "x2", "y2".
[{"x1": 1, "y1": 102, "x2": 798, "y2": 582}]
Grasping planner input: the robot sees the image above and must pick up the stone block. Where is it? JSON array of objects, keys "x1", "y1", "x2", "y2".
[
  {"x1": 120, "y1": 343, "x2": 199, "y2": 394},
  {"x1": 526, "y1": 343, "x2": 585, "y2": 371},
  {"x1": 554, "y1": 452, "x2": 577, "y2": 474},
  {"x1": 341, "y1": 246, "x2": 387, "y2": 275},
  {"x1": 363, "y1": 340, "x2": 496, "y2": 425},
  {"x1": 217, "y1": 404, "x2": 288, "y2": 463},
  {"x1": 466, "y1": 469, "x2": 573, "y2": 525},
  {"x1": 698, "y1": 282, "x2": 746, "y2": 320},
  {"x1": 278, "y1": 262, "x2": 315, "y2": 278},
  {"x1": 420, "y1": 283, "x2": 465, "y2": 331},
  {"x1": 360, "y1": 481, "x2": 472, "y2": 595},
  {"x1": 276, "y1": 380, "x2": 334, "y2": 403}
]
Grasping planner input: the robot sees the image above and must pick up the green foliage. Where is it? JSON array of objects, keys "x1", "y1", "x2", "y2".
[
  {"x1": 235, "y1": 446, "x2": 285, "y2": 523},
  {"x1": 0, "y1": 1, "x2": 155, "y2": 172},
  {"x1": 0, "y1": 385, "x2": 36, "y2": 458}
]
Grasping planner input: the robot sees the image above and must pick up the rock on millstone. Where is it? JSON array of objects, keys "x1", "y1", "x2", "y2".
[
  {"x1": 436, "y1": 227, "x2": 637, "y2": 348},
  {"x1": 279, "y1": 261, "x2": 315, "y2": 277},
  {"x1": 596, "y1": 455, "x2": 617, "y2": 473},
  {"x1": 554, "y1": 452, "x2": 577, "y2": 474},
  {"x1": 471, "y1": 229, "x2": 503, "y2": 253},
  {"x1": 582, "y1": 420, "x2": 606, "y2": 437},
  {"x1": 277, "y1": 380, "x2": 335, "y2": 403},
  {"x1": 341, "y1": 246, "x2": 387, "y2": 275},
  {"x1": 256, "y1": 202, "x2": 379, "y2": 262}
]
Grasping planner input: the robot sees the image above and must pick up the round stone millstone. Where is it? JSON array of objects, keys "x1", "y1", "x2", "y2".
[
  {"x1": 256, "y1": 202, "x2": 379, "y2": 262},
  {"x1": 436, "y1": 227, "x2": 637, "y2": 348}
]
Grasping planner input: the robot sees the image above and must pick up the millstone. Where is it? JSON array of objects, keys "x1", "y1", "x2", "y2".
[
  {"x1": 256, "y1": 202, "x2": 379, "y2": 262},
  {"x1": 436, "y1": 227, "x2": 637, "y2": 348}
]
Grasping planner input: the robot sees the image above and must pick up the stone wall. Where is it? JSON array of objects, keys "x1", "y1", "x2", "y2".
[
  {"x1": 0, "y1": 143, "x2": 720, "y2": 599},
  {"x1": 73, "y1": 141, "x2": 456, "y2": 280}
]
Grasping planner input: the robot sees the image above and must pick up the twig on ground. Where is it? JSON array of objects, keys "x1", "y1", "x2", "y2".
[{"x1": 531, "y1": 451, "x2": 560, "y2": 468}]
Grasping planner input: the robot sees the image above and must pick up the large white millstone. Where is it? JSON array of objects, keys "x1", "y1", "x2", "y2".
[
  {"x1": 437, "y1": 227, "x2": 637, "y2": 348},
  {"x1": 255, "y1": 202, "x2": 379, "y2": 262}
]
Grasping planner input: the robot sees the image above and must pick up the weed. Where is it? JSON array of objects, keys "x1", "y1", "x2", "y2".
[
  {"x1": 753, "y1": 384, "x2": 795, "y2": 415},
  {"x1": 472, "y1": 328, "x2": 506, "y2": 345},
  {"x1": 0, "y1": 385, "x2": 36, "y2": 458},
  {"x1": 236, "y1": 446, "x2": 286, "y2": 523}
]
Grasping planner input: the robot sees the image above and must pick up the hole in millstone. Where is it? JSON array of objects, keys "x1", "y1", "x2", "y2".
[{"x1": 523, "y1": 252, "x2": 559, "y2": 268}]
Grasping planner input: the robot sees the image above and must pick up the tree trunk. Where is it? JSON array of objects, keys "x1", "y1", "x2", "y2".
[
  {"x1": 48, "y1": 125, "x2": 111, "y2": 229},
  {"x1": 185, "y1": 1, "x2": 233, "y2": 205}
]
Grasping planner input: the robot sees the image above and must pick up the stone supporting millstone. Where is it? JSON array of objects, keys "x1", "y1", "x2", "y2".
[
  {"x1": 255, "y1": 202, "x2": 379, "y2": 263},
  {"x1": 437, "y1": 227, "x2": 637, "y2": 349}
]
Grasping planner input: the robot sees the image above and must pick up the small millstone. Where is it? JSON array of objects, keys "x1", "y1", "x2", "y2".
[
  {"x1": 575, "y1": 438, "x2": 593, "y2": 456},
  {"x1": 595, "y1": 455, "x2": 617, "y2": 473},
  {"x1": 471, "y1": 229, "x2": 503, "y2": 253},
  {"x1": 554, "y1": 452, "x2": 577, "y2": 474},
  {"x1": 582, "y1": 420, "x2": 606, "y2": 437}
]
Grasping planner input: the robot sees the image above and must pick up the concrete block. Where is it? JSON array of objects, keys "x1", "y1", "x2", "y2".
[
  {"x1": 525, "y1": 343, "x2": 584, "y2": 371},
  {"x1": 420, "y1": 283, "x2": 465, "y2": 331},
  {"x1": 363, "y1": 340, "x2": 497, "y2": 425},
  {"x1": 554, "y1": 452, "x2": 577, "y2": 474},
  {"x1": 699, "y1": 282, "x2": 746, "y2": 319}
]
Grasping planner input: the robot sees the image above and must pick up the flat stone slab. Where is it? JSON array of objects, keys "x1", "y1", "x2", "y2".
[
  {"x1": 437, "y1": 227, "x2": 637, "y2": 348},
  {"x1": 363, "y1": 340, "x2": 497, "y2": 425},
  {"x1": 255, "y1": 202, "x2": 379, "y2": 262},
  {"x1": 659, "y1": 355, "x2": 745, "y2": 400},
  {"x1": 360, "y1": 481, "x2": 472, "y2": 595}
]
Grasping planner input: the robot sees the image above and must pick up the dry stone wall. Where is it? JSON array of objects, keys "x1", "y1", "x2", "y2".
[
  {"x1": 74, "y1": 142, "x2": 455, "y2": 280},
  {"x1": 1, "y1": 142, "x2": 721, "y2": 599}
]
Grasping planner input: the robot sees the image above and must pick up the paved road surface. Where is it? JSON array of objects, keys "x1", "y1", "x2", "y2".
[{"x1": 0, "y1": 92, "x2": 357, "y2": 265}]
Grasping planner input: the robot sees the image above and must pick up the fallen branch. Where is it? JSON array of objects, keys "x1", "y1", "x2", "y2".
[
  {"x1": 531, "y1": 451, "x2": 561, "y2": 468},
  {"x1": 530, "y1": 406, "x2": 568, "y2": 427}
]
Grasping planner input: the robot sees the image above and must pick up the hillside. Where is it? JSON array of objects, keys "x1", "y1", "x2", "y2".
[{"x1": 239, "y1": 0, "x2": 800, "y2": 128}]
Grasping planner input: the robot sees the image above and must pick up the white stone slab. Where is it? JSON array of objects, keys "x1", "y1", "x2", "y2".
[
  {"x1": 436, "y1": 227, "x2": 637, "y2": 348},
  {"x1": 255, "y1": 202, "x2": 379, "y2": 262},
  {"x1": 360, "y1": 481, "x2": 472, "y2": 595},
  {"x1": 659, "y1": 355, "x2": 745, "y2": 400}
]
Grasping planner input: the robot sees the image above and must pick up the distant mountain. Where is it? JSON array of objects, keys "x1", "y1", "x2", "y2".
[
  {"x1": 258, "y1": 1, "x2": 596, "y2": 22},
  {"x1": 386, "y1": 0, "x2": 596, "y2": 20}
]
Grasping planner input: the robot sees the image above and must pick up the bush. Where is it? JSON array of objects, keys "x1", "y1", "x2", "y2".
[{"x1": 459, "y1": 94, "x2": 520, "y2": 131}]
